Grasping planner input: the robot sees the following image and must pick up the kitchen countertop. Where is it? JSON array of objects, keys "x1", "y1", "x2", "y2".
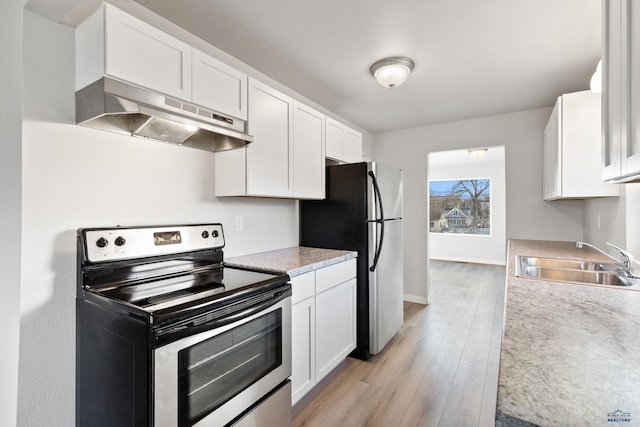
[
  {"x1": 225, "y1": 246, "x2": 357, "y2": 277},
  {"x1": 496, "y1": 239, "x2": 640, "y2": 426}
]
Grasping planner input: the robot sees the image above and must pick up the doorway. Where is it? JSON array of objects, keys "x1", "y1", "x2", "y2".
[{"x1": 427, "y1": 146, "x2": 506, "y2": 300}]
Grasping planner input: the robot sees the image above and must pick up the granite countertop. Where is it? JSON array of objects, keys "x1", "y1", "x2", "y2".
[
  {"x1": 225, "y1": 246, "x2": 357, "y2": 277},
  {"x1": 497, "y1": 239, "x2": 640, "y2": 426}
]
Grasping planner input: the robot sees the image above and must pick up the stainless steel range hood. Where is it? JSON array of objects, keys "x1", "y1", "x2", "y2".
[{"x1": 76, "y1": 77, "x2": 253, "y2": 152}]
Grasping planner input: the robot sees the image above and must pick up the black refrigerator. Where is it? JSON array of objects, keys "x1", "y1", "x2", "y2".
[{"x1": 300, "y1": 162, "x2": 403, "y2": 360}]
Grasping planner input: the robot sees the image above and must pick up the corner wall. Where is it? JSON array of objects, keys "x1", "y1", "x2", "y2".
[
  {"x1": 1, "y1": 1, "x2": 25, "y2": 426},
  {"x1": 373, "y1": 108, "x2": 585, "y2": 302}
]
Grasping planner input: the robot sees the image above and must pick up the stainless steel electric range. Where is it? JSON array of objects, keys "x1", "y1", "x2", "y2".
[{"x1": 76, "y1": 223, "x2": 292, "y2": 427}]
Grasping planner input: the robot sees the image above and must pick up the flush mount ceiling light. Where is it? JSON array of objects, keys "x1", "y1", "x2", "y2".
[
  {"x1": 370, "y1": 57, "x2": 415, "y2": 88},
  {"x1": 468, "y1": 148, "x2": 488, "y2": 159}
]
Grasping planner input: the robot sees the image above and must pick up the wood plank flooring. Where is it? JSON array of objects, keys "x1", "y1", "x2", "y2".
[{"x1": 292, "y1": 260, "x2": 506, "y2": 427}]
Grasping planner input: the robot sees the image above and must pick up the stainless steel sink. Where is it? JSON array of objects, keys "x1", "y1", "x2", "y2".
[
  {"x1": 515, "y1": 256, "x2": 636, "y2": 287},
  {"x1": 518, "y1": 265, "x2": 631, "y2": 286},
  {"x1": 518, "y1": 256, "x2": 614, "y2": 272}
]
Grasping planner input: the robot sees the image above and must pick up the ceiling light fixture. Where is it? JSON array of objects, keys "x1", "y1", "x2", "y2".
[
  {"x1": 370, "y1": 57, "x2": 415, "y2": 88},
  {"x1": 468, "y1": 148, "x2": 488, "y2": 159}
]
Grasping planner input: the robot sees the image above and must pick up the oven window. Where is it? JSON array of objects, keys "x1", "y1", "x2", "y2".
[{"x1": 178, "y1": 309, "x2": 282, "y2": 426}]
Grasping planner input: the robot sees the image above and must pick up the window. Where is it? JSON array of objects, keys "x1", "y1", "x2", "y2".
[{"x1": 429, "y1": 179, "x2": 491, "y2": 235}]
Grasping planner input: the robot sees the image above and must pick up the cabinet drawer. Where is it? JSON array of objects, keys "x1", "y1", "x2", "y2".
[
  {"x1": 291, "y1": 271, "x2": 315, "y2": 304},
  {"x1": 315, "y1": 259, "x2": 356, "y2": 294}
]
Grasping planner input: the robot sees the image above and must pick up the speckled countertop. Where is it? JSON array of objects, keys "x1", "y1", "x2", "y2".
[
  {"x1": 497, "y1": 239, "x2": 640, "y2": 426},
  {"x1": 225, "y1": 246, "x2": 357, "y2": 277}
]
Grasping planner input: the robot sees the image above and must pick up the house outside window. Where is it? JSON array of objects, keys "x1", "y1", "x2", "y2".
[{"x1": 429, "y1": 179, "x2": 491, "y2": 235}]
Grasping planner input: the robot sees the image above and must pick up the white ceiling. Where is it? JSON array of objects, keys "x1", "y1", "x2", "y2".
[{"x1": 27, "y1": 0, "x2": 602, "y2": 134}]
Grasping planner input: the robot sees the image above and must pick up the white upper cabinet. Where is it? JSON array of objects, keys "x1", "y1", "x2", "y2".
[
  {"x1": 215, "y1": 80, "x2": 326, "y2": 199},
  {"x1": 543, "y1": 100, "x2": 561, "y2": 199},
  {"x1": 246, "y1": 78, "x2": 294, "y2": 197},
  {"x1": 192, "y1": 49, "x2": 248, "y2": 120},
  {"x1": 76, "y1": 3, "x2": 192, "y2": 99},
  {"x1": 293, "y1": 101, "x2": 326, "y2": 199},
  {"x1": 543, "y1": 91, "x2": 618, "y2": 200},
  {"x1": 325, "y1": 118, "x2": 344, "y2": 160},
  {"x1": 603, "y1": 0, "x2": 640, "y2": 182},
  {"x1": 76, "y1": 4, "x2": 247, "y2": 121},
  {"x1": 343, "y1": 127, "x2": 363, "y2": 163},
  {"x1": 325, "y1": 117, "x2": 363, "y2": 163}
]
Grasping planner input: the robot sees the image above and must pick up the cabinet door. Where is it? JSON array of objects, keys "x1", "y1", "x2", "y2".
[
  {"x1": 325, "y1": 117, "x2": 344, "y2": 160},
  {"x1": 543, "y1": 99, "x2": 561, "y2": 200},
  {"x1": 603, "y1": 0, "x2": 624, "y2": 180},
  {"x1": 246, "y1": 79, "x2": 293, "y2": 197},
  {"x1": 291, "y1": 298, "x2": 315, "y2": 404},
  {"x1": 624, "y1": 0, "x2": 640, "y2": 176},
  {"x1": 293, "y1": 101, "x2": 325, "y2": 199},
  {"x1": 344, "y1": 127, "x2": 363, "y2": 163},
  {"x1": 192, "y1": 49, "x2": 248, "y2": 120},
  {"x1": 103, "y1": 3, "x2": 192, "y2": 100},
  {"x1": 325, "y1": 117, "x2": 362, "y2": 163},
  {"x1": 315, "y1": 278, "x2": 357, "y2": 382}
]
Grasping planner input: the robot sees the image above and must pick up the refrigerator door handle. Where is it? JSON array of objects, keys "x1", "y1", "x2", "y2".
[
  {"x1": 369, "y1": 220, "x2": 385, "y2": 272},
  {"x1": 368, "y1": 171, "x2": 385, "y2": 221},
  {"x1": 368, "y1": 171, "x2": 385, "y2": 271}
]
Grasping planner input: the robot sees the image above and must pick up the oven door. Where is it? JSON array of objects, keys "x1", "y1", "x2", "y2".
[{"x1": 154, "y1": 292, "x2": 291, "y2": 427}]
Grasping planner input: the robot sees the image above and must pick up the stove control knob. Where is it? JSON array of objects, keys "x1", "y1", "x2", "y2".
[
  {"x1": 212, "y1": 230, "x2": 219, "y2": 238},
  {"x1": 114, "y1": 236, "x2": 126, "y2": 247},
  {"x1": 201, "y1": 231, "x2": 209, "y2": 239},
  {"x1": 96, "y1": 237, "x2": 108, "y2": 248}
]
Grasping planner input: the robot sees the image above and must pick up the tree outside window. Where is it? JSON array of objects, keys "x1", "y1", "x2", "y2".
[{"x1": 429, "y1": 179, "x2": 491, "y2": 235}]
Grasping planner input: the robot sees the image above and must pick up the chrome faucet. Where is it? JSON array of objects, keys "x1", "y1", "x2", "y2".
[{"x1": 576, "y1": 241, "x2": 637, "y2": 278}]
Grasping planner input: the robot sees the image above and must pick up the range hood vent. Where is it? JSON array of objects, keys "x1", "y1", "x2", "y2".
[{"x1": 76, "y1": 77, "x2": 253, "y2": 152}]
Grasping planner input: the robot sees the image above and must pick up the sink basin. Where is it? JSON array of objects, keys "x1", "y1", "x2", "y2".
[
  {"x1": 518, "y1": 256, "x2": 613, "y2": 272},
  {"x1": 515, "y1": 256, "x2": 635, "y2": 287},
  {"x1": 518, "y1": 265, "x2": 631, "y2": 286}
]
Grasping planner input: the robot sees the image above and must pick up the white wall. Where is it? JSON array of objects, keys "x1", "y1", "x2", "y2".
[
  {"x1": 373, "y1": 108, "x2": 586, "y2": 302},
  {"x1": 582, "y1": 189, "x2": 626, "y2": 254},
  {"x1": 429, "y1": 152, "x2": 506, "y2": 265},
  {"x1": 583, "y1": 183, "x2": 640, "y2": 262},
  {"x1": 20, "y1": 11, "x2": 298, "y2": 426},
  {"x1": 1, "y1": 2, "x2": 25, "y2": 426},
  {"x1": 625, "y1": 185, "x2": 640, "y2": 256}
]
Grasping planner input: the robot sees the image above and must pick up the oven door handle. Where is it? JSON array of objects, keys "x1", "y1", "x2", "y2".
[{"x1": 154, "y1": 288, "x2": 291, "y2": 346}]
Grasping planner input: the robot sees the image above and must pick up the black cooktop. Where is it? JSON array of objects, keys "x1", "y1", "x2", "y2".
[
  {"x1": 78, "y1": 224, "x2": 290, "y2": 325},
  {"x1": 98, "y1": 266, "x2": 283, "y2": 310}
]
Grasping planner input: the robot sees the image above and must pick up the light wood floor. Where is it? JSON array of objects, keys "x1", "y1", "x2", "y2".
[{"x1": 292, "y1": 260, "x2": 506, "y2": 427}]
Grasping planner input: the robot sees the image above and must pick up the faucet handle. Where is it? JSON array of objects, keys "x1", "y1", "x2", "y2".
[{"x1": 606, "y1": 242, "x2": 634, "y2": 267}]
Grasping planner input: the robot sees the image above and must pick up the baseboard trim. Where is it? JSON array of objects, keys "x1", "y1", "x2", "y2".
[
  {"x1": 404, "y1": 294, "x2": 428, "y2": 305},
  {"x1": 429, "y1": 256, "x2": 506, "y2": 266}
]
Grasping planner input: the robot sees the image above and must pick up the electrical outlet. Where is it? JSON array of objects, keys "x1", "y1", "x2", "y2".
[
  {"x1": 596, "y1": 214, "x2": 601, "y2": 230},
  {"x1": 235, "y1": 215, "x2": 244, "y2": 232}
]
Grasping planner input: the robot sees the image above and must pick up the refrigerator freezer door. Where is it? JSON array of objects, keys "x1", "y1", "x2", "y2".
[
  {"x1": 368, "y1": 163, "x2": 403, "y2": 221},
  {"x1": 368, "y1": 217, "x2": 404, "y2": 354}
]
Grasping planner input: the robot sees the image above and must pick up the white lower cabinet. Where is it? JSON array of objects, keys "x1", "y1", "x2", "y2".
[
  {"x1": 291, "y1": 271, "x2": 316, "y2": 403},
  {"x1": 315, "y1": 278, "x2": 357, "y2": 381},
  {"x1": 290, "y1": 258, "x2": 357, "y2": 404}
]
